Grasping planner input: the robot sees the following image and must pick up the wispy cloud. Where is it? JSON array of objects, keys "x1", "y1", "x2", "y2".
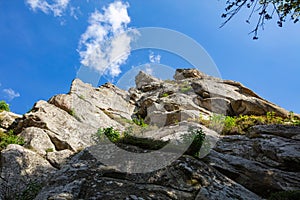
[
  {"x1": 26, "y1": 0, "x2": 71, "y2": 17},
  {"x1": 149, "y1": 51, "x2": 161, "y2": 64},
  {"x1": 3, "y1": 88, "x2": 20, "y2": 101},
  {"x1": 78, "y1": 1, "x2": 135, "y2": 78},
  {"x1": 144, "y1": 64, "x2": 153, "y2": 75}
]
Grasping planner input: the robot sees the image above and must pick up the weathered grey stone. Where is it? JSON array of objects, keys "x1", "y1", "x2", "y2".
[
  {"x1": 15, "y1": 100, "x2": 98, "y2": 152},
  {"x1": 191, "y1": 78, "x2": 289, "y2": 117},
  {"x1": 135, "y1": 71, "x2": 162, "y2": 90},
  {"x1": 204, "y1": 125, "x2": 300, "y2": 197},
  {"x1": 231, "y1": 98, "x2": 289, "y2": 117},
  {"x1": 20, "y1": 127, "x2": 56, "y2": 156},
  {"x1": 173, "y1": 68, "x2": 205, "y2": 80},
  {"x1": 46, "y1": 149, "x2": 73, "y2": 169},
  {"x1": 0, "y1": 144, "x2": 56, "y2": 199},
  {"x1": 1, "y1": 68, "x2": 298, "y2": 200},
  {"x1": 195, "y1": 97, "x2": 231, "y2": 115},
  {"x1": 0, "y1": 111, "x2": 21, "y2": 129},
  {"x1": 35, "y1": 149, "x2": 261, "y2": 200}
]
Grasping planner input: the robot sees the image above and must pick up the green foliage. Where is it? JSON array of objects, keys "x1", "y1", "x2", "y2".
[
  {"x1": 181, "y1": 127, "x2": 206, "y2": 157},
  {"x1": 0, "y1": 130, "x2": 24, "y2": 151},
  {"x1": 268, "y1": 190, "x2": 300, "y2": 200},
  {"x1": 0, "y1": 100, "x2": 10, "y2": 112},
  {"x1": 45, "y1": 148, "x2": 54, "y2": 153},
  {"x1": 222, "y1": 0, "x2": 300, "y2": 39},
  {"x1": 93, "y1": 126, "x2": 168, "y2": 151},
  {"x1": 162, "y1": 93, "x2": 169, "y2": 97},
  {"x1": 79, "y1": 95, "x2": 85, "y2": 100},
  {"x1": 287, "y1": 111, "x2": 300, "y2": 126},
  {"x1": 266, "y1": 111, "x2": 283, "y2": 124},
  {"x1": 16, "y1": 181, "x2": 43, "y2": 200},
  {"x1": 180, "y1": 85, "x2": 192, "y2": 93},
  {"x1": 132, "y1": 116, "x2": 148, "y2": 128},
  {"x1": 93, "y1": 127, "x2": 120, "y2": 143},
  {"x1": 222, "y1": 116, "x2": 237, "y2": 133},
  {"x1": 68, "y1": 108, "x2": 76, "y2": 117},
  {"x1": 292, "y1": 120, "x2": 300, "y2": 126},
  {"x1": 205, "y1": 114, "x2": 225, "y2": 132},
  {"x1": 199, "y1": 111, "x2": 300, "y2": 135}
]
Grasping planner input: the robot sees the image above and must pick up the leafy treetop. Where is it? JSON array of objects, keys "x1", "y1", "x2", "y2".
[{"x1": 0, "y1": 100, "x2": 9, "y2": 112}]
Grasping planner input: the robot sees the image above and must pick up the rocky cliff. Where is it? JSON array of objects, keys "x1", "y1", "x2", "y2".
[{"x1": 0, "y1": 69, "x2": 299, "y2": 200}]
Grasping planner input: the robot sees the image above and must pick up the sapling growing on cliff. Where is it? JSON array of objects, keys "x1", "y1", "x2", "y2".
[{"x1": 181, "y1": 127, "x2": 207, "y2": 157}]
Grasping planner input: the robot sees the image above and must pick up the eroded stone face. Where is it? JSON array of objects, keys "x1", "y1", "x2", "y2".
[
  {"x1": 0, "y1": 68, "x2": 298, "y2": 199},
  {"x1": 0, "y1": 111, "x2": 21, "y2": 129},
  {"x1": 204, "y1": 124, "x2": 300, "y2": 197},
  {"x1": 35, "y1": 149, "x2": 261, "y2": 200}
]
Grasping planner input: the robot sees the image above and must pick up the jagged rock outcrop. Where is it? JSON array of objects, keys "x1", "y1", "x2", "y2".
[
  {"x1": 0, "y1": 68, "x2": 299, "y2": 199},
  {"x1": 204, "y1": 124, "x2": 300, "y2": 197},
  {"x1": 0, "y1": 111, "x2": 21, "y2": 130}
]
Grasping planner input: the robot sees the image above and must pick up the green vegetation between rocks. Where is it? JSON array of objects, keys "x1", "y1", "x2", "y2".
[
  {"x1": 68, "y1": 108, "x2": 76, "y2": 117},
  {"x1": 92, "y1": 126, "x2": 167, "y2": 150},
  {"x1": 0, "y1": 130, "x2": 24, "y2": 151},
  {"x1": 161, "y1": 93, "x2": 169, "y2": 98},
  {"x1": 93, "y1": 127, "x2": 120, "y2": 143},
  {"x1": 45, "y1": 148, "x2": 54, "y2": 153},
  {"x1": 0, "y1": 100, "x2": 10, "y2": 112},
  {"x1": 93, "y1": 126, "x2": 208, "y2": 157},
  {"x1": 199, "y1": 112, "x2": 300, "y2": 135},
  {"x1": 181, "y1": 127, "x2": 207, "y2": 157},
  {"x1": 132, "y1": 116, "x2": 148, "y2": 128}
]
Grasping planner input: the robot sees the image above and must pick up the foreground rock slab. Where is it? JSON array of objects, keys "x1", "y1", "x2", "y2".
[
  {"x1": 35, "y1": 149, "x2": 261, "y2": 200},
  {"x1": 204, "y1": 124, "x2": 300, "y2": 198}
]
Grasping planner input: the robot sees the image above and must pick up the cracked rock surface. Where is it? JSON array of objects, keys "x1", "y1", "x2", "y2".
[{"x1": 0, "y1": 69, "x2": 299, "y2": 199}]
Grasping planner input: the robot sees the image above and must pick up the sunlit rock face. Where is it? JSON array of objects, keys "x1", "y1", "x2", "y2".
[{"x1": 0, "y1": 68, "x2": 299, "y2": 200}]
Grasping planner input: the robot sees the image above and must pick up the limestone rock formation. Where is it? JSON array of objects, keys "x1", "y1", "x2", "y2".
[
  {"x1": 35, "y1": 149, "x2": 261, "y2": 200},
  {"x1": 0, "y1": 68, "x2": 299, "y2": 200},
  {"x1": 0, "y1": 111, "x2": 21, "y2": 130},
  {"x1": 204, "y1": 125, "x2": 300, "y2": 197}
]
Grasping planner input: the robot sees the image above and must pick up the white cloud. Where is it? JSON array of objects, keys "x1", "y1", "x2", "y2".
[
  {"x1": 78, "y1": 1, "x2": 135, "y2": 78},
  {"x1": 3, "y1": 88, "x2": 20, "y2": 101},
  {"x1": 149, "y1": 51, "x2": 161, "y2": 64},
  {"x1": 70, "y1": 6, "x2": 81, "y2": 20},
  {"x1": 26, "y1": 0, "x2": 70, "y2": 17},
  {"x1": 144, "y1": 64, "x2": 153, "y2": 75}
]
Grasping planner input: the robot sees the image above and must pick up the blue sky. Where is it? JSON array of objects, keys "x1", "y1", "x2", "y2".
[{"x1": 0, "y1": 0, "x2": 299, "y2": 114}]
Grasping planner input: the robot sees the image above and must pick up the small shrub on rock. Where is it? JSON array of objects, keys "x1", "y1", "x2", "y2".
[
  {"x1": 0, "y1": 100, "x2": 10, "y2": 112},
  {"x1": 181, "y1": 127, "x2": 206, "y2": 157},
  {"x1": 0, "y1": 130, "x2": 24, "y2": 151},
  {"x1": 93, "y1": 127, "x2": 120, "y2": 143}
]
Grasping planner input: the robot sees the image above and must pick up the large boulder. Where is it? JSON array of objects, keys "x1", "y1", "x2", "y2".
[
  {"x1": 173, "y1": 68, "x2": 205, "y2": 80},
  {"x1": 0, "y1": 111, "x2": 21, "y2": 129},
  {"x1": 14, "y1": 100, "x2": 98, "y2": 152},
  {"x1": 20, "y1": 127, "x2": 56, "y2": 156},
  {"x1": 50, "y1": 79, "x2": 135, "y2": 123},
  {"x1": 135, "y1": 71, "x2": 162, "y2": 91},
  {"x1": 204, "y1": 124, "x2": 300, "y2": 198},
  {"x1": 0, "y1": 144, "x2": 56, "y2": 199},
  {"x1": 191, "y1": 76, "x2": 290, "y2": 117}
]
